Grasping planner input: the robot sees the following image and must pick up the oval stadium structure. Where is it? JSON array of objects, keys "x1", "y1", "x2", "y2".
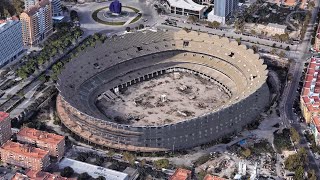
[{"x1": 57, "y1": 30, "x2": 270, "y2": 152}]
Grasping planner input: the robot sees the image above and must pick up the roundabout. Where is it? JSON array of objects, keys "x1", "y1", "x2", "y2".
[{"x1": 92, "y1": 6, "x2": 142, "y2": 26}]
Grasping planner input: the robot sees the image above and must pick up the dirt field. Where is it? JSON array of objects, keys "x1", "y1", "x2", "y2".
[{"x1": 97, "y1": 72, "x2": 230, "y2": 126}]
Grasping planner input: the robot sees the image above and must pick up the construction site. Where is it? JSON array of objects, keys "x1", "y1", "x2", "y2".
[{"x1": 96, "y1": 72, "x2": 230, "y2": 126}]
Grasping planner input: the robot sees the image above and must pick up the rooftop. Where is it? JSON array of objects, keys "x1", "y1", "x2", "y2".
[
  {"x1": 203, "y1": 174, "x2": 226, "y2": 180},
  {"x1": 26, "y1": 169, "x2": 68, "y2": 180},
  {"x1": 0, "y1": 112, "x2": 9, "y2": 122},
  {"x1": 59, "y1": 158, "x2": 129, "y2": 180},
  {"x1": 267, "y1": 23, "x2": 287, "y2": 29},
  {"x1": 301, "y1": 57, "x2": 320, "y2": 112},
  {"x1": 22, "y1": 0, "x2": 50, "y2": 16},
  {"x1": 167, "y1": 0, "x2": 206, "y2": 11},
  {"x1": 17, "y1": 127, "x2": 64, "y2": 145},
  {"x1": 169, "y1": 168, "x2": 192, "y2": 180},
  {"x1": 1, "y1": 141, "x2": 49, "y2": 159}
]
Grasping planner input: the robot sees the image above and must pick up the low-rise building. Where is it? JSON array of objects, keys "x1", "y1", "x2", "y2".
[
  {"x1": 300, "y1": 57, "x2": 320, "y2": 123},
  {"x1": 17, "y1": 127, "x2": 65, "y2": 160},
  {"x1": 265, "y1": 23, "x2": 287, "y2": 34},
  {"x1": 0, "y1": 141, "x2": 50, "y2": 171},
  {"x1": 166, "y1": 0, "x2": 207, "y2": 18},
  {"x1": 0, "y1": 17, "x2": 24, "y2": 67},
  {"x1": 169, "y1": 168, "x2": 192, "y2": 180},
  {"x1": 0, "y1": 112, "x2": 12, "y2": 145},
  {"x1": 59, "y1": 158, "x2": 129, "y2": 180},
  {"x1": 203, "y1": 174, "x2": 225, "y2": 180},
  {"x1": 12, "y1": 170, "x2": 69, "y2": 180}
]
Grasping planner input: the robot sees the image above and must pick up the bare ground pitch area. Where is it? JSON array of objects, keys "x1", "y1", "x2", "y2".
[{"x1": 97, "y1": 72, "x2": 231, "y2": 126}]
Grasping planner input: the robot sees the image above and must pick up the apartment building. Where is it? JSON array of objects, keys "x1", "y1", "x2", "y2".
[
  {"x1": 0, "y1": 112, "x2": 12, "y2": 145},
  {"x1": 20, "y1": 0, "x2": 53, "y2": 46},
  {"x1": 0, "y1": 141, "x2": 50, "y2": 171},
  {"x1": 0, "y1": 17, "x2": 24, "y2": 67},
  {"x1": 17, "y1": 127, "x2": 65, "y2": 160},
  {"x1": 12, "y1": 169, "x2": 68, "y2": 180}
]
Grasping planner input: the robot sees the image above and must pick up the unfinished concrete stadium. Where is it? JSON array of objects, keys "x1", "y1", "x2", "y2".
[{"x1": 56, "y1": 30, "x2": 270, "y2": 152}]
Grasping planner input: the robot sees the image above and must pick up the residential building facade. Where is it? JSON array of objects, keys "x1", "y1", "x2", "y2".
[
  {"x1": 300, "y1": 57, "x2": 320, "y2": 123},
  {"x1": 0, "y1": 112, "x2": 12, "y2": 145},
  {"x1": 314, "y1": 23, "x2": 320, "y2": 52},
  {"x1": 0, "y1": 17, "x2": 24, "y2": 67},
  {"x1": 51, "y1": 0, "x2": 63, "y2": 17},
  {"x1": 17, "y1": 127, "x2": 65, "y2": 160},
  {"x1": 310, "y1": 116, "x2": 320, "y2": 145},
  {"x1": 0, "y1": 141, "x2": 50, "y2": 171},
  {"x1": 20, "y1": 0, "x2": 53, "y2": 46},
  {"x1": 24, "y1": 0, "x2": 40, "y2": 10}
]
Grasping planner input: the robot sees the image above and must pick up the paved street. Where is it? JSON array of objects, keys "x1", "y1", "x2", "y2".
[{"x1": 280, "y1": 0, "x2": 320, "y2": 176}]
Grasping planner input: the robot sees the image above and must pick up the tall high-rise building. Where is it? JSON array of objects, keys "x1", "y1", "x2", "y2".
[
  {"x1": 0, "y1": 17, "x2": 24, "y2": 67},
  {"x1": 25, "y1": 0, "x2": 62, "y2": 17},
  {"x1": 51, "y1": 0, "x2": 63, "y2": 17},
  {"x1": 208, "y1": 0, "x2": 238, "y2": 24},
  {"x1": 20, "y1": 0, "x2": 53, "y2": 46},
  {"x1": 0, "y1": 112, "x2": 11, "y2": 145},
  {"x1": 24, "y1": 0, "x2": 40, "y2": 10}
]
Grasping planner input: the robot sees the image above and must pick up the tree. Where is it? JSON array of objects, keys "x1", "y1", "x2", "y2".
[
  {"x1": 270, "y1": 48, "x2": 277, "y2": 55},
  {"x1": 308, "y1": 169, "x2": 317, "y2": 180},
  {"x1": 208, "y1": 21, "x2": 220, "y2": 28},
  {"x1": 290, "y1": 127, "x2": 300, "y2": 144},
  {"x1": 235, "y1": 38, "x2": 241, "y2": 45},
  {"x1": 251, "y1": 45, "x2": 259, "y2": 53},
  {"x1": 294, "y1": 166, "x2": 304, "y2": 180},
  {"x1": 78, "y1": 172, "x2": 92, "y2": 180},
  {"x1": 308, "y1": 1, "x2": 315, "y2": 9},
  {"x1": 125, "y1": 27, "x2": 131, "y2": 32},
  {"x1": 285, "y1": 148, "x2": 308, "y2": 171},
  {"x1": 241, "y1": 148, "x2": 251, "y2": 158},
  {"x1": 285, "y1": 46, "x2": 290, "y2": 51},
  {"x1": 96, "y1": 176, "x2": 106, "y2": 180},
  {"x1": 60, "y1": 166, "x2": 74, "y2": 177},
  {"x1": 70, "y1": 10, "x2": 79, "y2": 21},
  {"x1": 279, "y1": 51, "x2": 286, "y2": 59},
  {"x1": 139, "y1": 24, "x2": 144, "y2": 29},
  {"x1": 154, "y1": 159, "x2": 169, "y2": 169},
  {"x1": 123, "y1": 152, "x2": 136, "y2": 165},
  {"x1": 187, "y1": 15, "x2": 198, "y2": 23}
]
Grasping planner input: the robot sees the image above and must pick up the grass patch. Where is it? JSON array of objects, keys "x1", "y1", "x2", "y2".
[
  {"x1": 92, "y1": 6, "x2": 141, "y2": 26},
  {"x1": 130, "y1": 13, "x2": 142, "y2": 24}
]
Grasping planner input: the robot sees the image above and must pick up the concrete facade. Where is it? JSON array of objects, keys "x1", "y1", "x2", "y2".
[
  {"x1": 0, "y1": 18, "x2": 24, "y2": 67},
  {"x1": 57, "y1": 30, "x2": 270, "y2": 152}
]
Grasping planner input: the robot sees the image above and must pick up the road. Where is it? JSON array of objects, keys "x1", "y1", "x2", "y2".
[{"x1": 281, "y1": 1, "x2": 320, "y2": 176}]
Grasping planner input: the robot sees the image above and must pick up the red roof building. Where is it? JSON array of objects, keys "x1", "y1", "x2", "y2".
[
  {"x1": 17, "y1": 128, "x2": 65, "y2": 159},
  {"x1": 169, "y1": 168, "x2": 192, "y2": 180},
  {"x1": 300, "y1": 58, "x2": 320, "y2": 123},
  {"x1": 0, "y1": 141, "x2": 50, "y2": 171},
  {"x1": 203, "y1": 174, "x2": 226, "y2": 180}
]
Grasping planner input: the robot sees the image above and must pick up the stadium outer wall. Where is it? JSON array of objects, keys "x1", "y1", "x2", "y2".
[{"x1": 56, "y1": 30, "x2": 270, "y2": 152}]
